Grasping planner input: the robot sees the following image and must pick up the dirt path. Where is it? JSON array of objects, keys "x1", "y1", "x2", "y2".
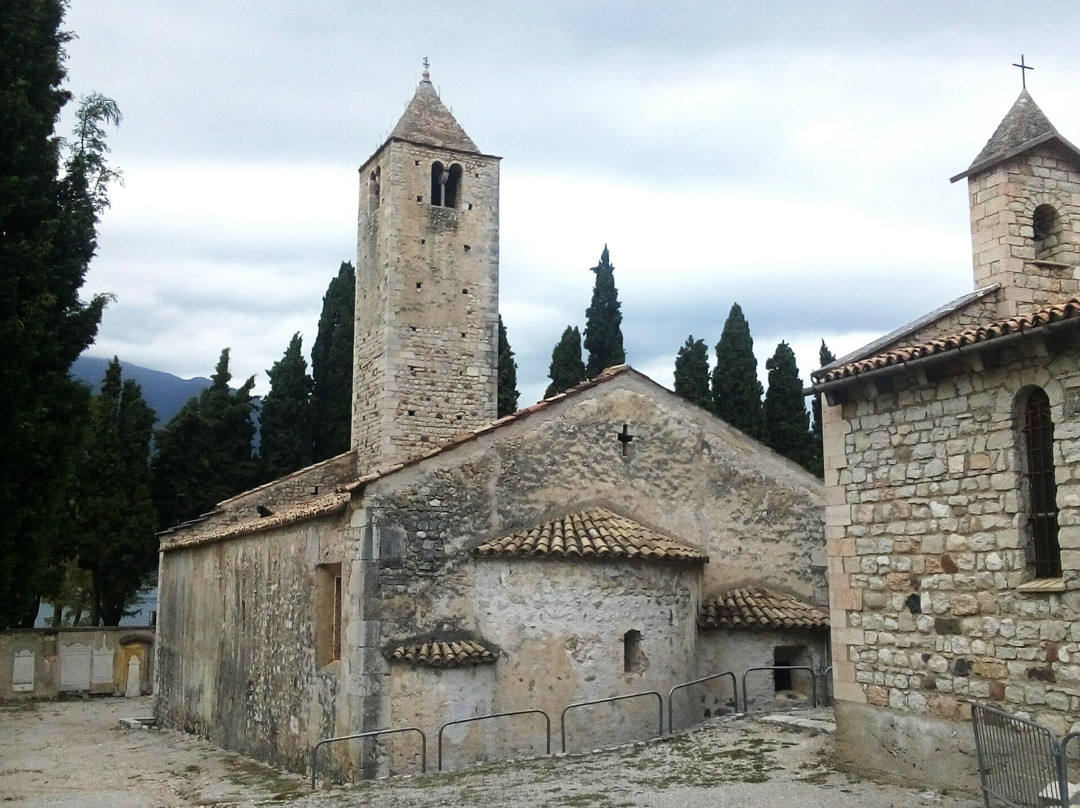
[{"x1": 0, "y1": 697, "x2": 982, "y2": 808}]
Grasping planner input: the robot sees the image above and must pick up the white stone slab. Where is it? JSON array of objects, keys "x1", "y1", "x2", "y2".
[
  {"x1": 59, "y1": 642, "x2": 91, "y2": 691},
  {"x1": 12, "y1": 650, "x2": 34, "y2": 693}
]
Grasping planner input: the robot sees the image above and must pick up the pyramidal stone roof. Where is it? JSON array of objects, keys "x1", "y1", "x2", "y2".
[
  {"x1": 952, "y1": 89, "x2": 1080, "y2": 182},
  {"x1": 389, "y1": 68, "x2": 479, "y2": 153}
]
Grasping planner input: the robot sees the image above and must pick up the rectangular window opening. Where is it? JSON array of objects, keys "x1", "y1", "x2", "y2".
[{"x1": 315, "y1": 562, "x2": 343, "y2": 666}]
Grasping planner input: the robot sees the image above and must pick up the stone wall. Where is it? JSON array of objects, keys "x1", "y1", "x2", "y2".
[
  {"x1": 967, "y1": 145, "x2": 1080, "y2": 315},
  {"x1": 0, "y1": 627, "x2": 153, "y2": 700},
  {"x1": 353, "y1": 138, "x2": 500, "y2": 471},
  {"x1": 155, "y1": 510, "x2": 351, "y2": 774},
  {"x1": 824, "y1": 332, "x2": 1080, "y2": 788}
]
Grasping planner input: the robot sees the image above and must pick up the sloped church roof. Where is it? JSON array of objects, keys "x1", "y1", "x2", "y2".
[{"x1": 388, "y1": 68, "x2": 479, "y2": 153}]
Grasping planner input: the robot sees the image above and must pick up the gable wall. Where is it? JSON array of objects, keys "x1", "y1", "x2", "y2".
[
  {"x1": 823, "y1": 335, "x2": 1080, "y2": 789},
  {"x1": 349, "y1": 378, "x2": 824, "y2": 761}
]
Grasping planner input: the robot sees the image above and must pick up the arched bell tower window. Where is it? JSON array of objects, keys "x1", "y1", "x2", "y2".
[
  {"x1": 430, "y1": 161, "x2": 462, "y2": 208},
  {"x1": 1020, "y1": 387, "x2": 1061, "y2": 578},
  {"x1": 1033, "y1": 204, "x2": 1058, "y2": 259}
]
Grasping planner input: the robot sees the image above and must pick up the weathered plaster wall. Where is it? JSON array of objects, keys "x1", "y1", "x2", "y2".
[
  {"x1": 155, "y1": 511, "x2": 351, "y2": 774},
  {"x1": 824, "y1": 335, "x2": 1080, "y2": 787},
  {"x1": 0, "y1": 627, "x2": 153, "y2": 700},
  {"x1": 694, "y1": 629, "x2": 829, "y2": 722}
]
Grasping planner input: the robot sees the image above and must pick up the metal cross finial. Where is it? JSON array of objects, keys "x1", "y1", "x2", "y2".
[
  {"x1": 1013, "y1": 55, "x2": 1033, "y2": 90},
  {"x1": 423, "y1": 56, "x2": 430, "y2": 70}
]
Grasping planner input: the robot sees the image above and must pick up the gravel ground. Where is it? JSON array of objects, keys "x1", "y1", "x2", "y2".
[{"x1": 0, "y1": 696, "x2": 983, "y2": 808}]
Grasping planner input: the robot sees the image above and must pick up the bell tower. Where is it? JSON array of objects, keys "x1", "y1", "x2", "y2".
[
  {"x1": 951, "y1": 88, "x2": 1080, "y2": 315},
  {"x1": 352, "y1": 68, "x2": 500, "y2": 470}
]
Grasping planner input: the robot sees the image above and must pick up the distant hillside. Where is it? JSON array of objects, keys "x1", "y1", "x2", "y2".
[{"x1": 71, "y1": 355, "x2": 212, "y2": 426}]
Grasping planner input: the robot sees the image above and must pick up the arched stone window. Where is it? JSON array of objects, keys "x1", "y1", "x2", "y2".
[
  {"x1": 623, "y1": 629, "x2": 642, "y2": 673},
  {"x1": 1020, "y1": 387, "x2": 1061, "y2": 578},
  {"x1": 1033, "y1": 204, "x2": 1059, "y2": 259},
  {"x1": 430, "y1": 161, "x2": 462, "y2": 208}
]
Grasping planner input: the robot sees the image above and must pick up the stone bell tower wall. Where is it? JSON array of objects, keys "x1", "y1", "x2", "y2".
[{"x1": 352, "y1": 138, "x2": 500, "y2": 471}]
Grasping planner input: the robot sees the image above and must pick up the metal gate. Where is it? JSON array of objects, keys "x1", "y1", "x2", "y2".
[{"x1": 971, "y1": 702, "x2": 1076, "y2": 807}]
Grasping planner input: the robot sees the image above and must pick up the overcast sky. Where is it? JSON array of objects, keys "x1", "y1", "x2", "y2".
[{"x1": 62, "y1": 1, "x2": 1080, "y2": 407}]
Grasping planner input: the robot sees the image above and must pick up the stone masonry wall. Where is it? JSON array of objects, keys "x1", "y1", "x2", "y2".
[
  {"x1": 968, "y1": 145, "x2": 1080, "y2": 315},
  {"x1": 353, "y1": 139, "x2": 499, "y2": 472},
  {"x1": 825, "y1": 336, "x2": 1080, "y2": 751}
]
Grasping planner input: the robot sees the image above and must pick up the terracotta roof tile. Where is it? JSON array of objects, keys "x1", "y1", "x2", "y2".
[
  {"x1": 699, "y1": 587, "x2": 828, "y2": 631},
  {"x1": 160, "y1": 492, "x2": 350, "y2": 552},
  {"x1": 386, "y1": 639, "x2": 496, "y2": 668},
  {"x1": 473, "y1": 507, "x2": 707, "y2": 563},
  {"x1": 813, "y1": 297, "x2": 1080, "y2": 385}
]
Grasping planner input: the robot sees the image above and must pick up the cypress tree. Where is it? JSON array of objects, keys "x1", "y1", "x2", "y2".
[
  {"x1": 0, "y1": 2, "x2": 120, "y2": 628},
  {"x1": 673, "y1": 335, "x2": 712, "y2": 410},
  {"x1": 764, "y1": 341, "x2": 816, "y2": 472},
  {"x1": 809, "y1": 340, "x2": 837, "y2": 477},
  {"x1": 71, "y1": 358, "x2": 156, "y2": 625},
  {"x1": 260, "y1": 333, "x2": 314, "y2": 480},
  {"x1": 545, "y1": 326, "x2": 587, "y2": 398},
  {"x1": 497, "y1": 315, "x2": 519, "y2": 417},
  {"x1": 312, "y1": 261, "x2": 355, "y2": 460},
  {"x1": 583, "y1": 245, "x2": 625, "y2": 376},
  {"x1": 710, "y1": 303, "x2": 765, "y2": 440},
  {"x1": 151, "y1": 349, "x2": 257, "y2": 529}
]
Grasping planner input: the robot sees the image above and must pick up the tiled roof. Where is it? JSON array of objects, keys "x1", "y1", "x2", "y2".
[
  {"x1": 952, "y1": 90, "x2": 1080, "y2": 182},
  {"x1": 160, "y1": 492, "x2": 350, "y2": 551},
  {"x1": 389, "y1": 71, "x2": 479, "y2": 153},
  {"x1": 813, "y1": 297, "x2": 1080, "y2": 386},
  {"x1": 699, "y1": 587, "x2": 829, "y2": 631},
  {"x1": 386, "y1": 639, "x2": 496, "y2": 668},
  {"x1": 472, "y1": 507, "x2": 707, "y2": 562}
]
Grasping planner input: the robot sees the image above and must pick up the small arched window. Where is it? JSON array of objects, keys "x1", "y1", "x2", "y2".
[
  {"x1": 1033, "y1": 204, "x2": 1058, "y2": 258},
  {"x1": 430, "y1": 161, "x2": 462, "y2": 208},
  {"x1": 623, "y1": 629, "x2": 642, "y2": 674},
  {"x1": 1020, "y1": 388, "x2": 1061, "y2": 578}
]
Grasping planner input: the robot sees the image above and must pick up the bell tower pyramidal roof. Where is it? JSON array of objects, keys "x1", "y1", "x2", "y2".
[
  {"x1": 951, "y1": 89, "x2": 1080, "y2": 182},
  {"x1": 388, "y1": 67, "x2": 479, "y2": 153}
]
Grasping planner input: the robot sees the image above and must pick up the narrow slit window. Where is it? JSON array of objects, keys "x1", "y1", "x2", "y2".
[
  {"x1": 1022, "y1": 388, "x2": 1061, "y2": 578},
  {"x1": 623, "y1": 629, "x2": 642, "y2": 673}
]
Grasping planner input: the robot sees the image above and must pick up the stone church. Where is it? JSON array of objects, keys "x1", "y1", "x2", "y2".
[
  {"x1": 813, "y1": 88, "x2": 1080, "y2": 791},
  {"x1": 155, "y1": 70, "x2": 826, "y2": 778}
]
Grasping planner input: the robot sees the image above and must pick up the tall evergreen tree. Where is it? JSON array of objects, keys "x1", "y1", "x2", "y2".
[
  {"x1": 0, "y1": 2, "x2": 121, "y2": 628},
  {"x1": 583, "y1": 245, "x2": 625, "y2": 376},
  {"x1": 764, "y1": 341, "x2": 816, "y2": 472},
  {"x1": 71, "y1": 358, "x2": 156, "y2": 625},
  {"x1": 151, "y1": 349, "x2": 257, "y2": 529},
  {"x1": 312, "y1": 261, "x2": 355, "y2": 460},
  {"x1": 673, "y1": 336, "x2": 712, "y2": 410},
  {"x1": 710, "y1": 303, "x2": 765, "y2": 440},
  {"x1": 809, "y1": 340, "x2": 836, "y2": 478},
  {"x1": 497, "y1": 315, "x2": 519, "y2": 417},
  {"x1": 260, "y1": 333, "x2": 314, "y2": 480},
  {"x1": 545, "y1": 326, "x2": 587, "y2": 398}
]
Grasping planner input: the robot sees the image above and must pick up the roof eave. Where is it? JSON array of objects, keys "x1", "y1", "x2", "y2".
[{"x1": 950, "y1": 132, "x2": 1080, "y2": 183}]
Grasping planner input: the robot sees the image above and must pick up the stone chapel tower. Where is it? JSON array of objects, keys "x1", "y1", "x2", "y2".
[
  {"x1": 951, "y1": 89, "x2": 1080, "y2": 315},
  {"x1": 352, "y1": 69, "x2": 500, "y2": 470}
]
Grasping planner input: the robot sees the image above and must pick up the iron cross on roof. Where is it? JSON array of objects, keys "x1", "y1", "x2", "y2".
[{"x1": 1013, "y1": 55, "x2": 1033, "y2": 89}]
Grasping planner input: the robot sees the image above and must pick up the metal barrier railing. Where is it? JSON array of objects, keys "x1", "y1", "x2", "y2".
[
  {"x1": 310, "y1": 726, "x2": 426, "y2": 788},
  {"x1": 667, "y1": 671, "x2": 737, "y2": 734},
  {"x1": 972, "y1": 702, "x2": 1070, "y2": 808},
  {"x1": 437, "y1": 709, "x2": 551, "y2": 771},
  {"x1": 560, "y1": 691, "x2": 663, "y2": 752},
  {"x1": 822, "y1": 665, "x2": 833, "y2": 706},
  {"x1": 740, "y1": 666, "x2": 818, "y2": 712}
]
